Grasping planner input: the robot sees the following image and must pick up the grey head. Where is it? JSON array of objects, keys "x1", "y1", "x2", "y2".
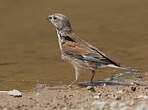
[{"x1": 48, "y1": 13, "x2": 72, "y2": 32}]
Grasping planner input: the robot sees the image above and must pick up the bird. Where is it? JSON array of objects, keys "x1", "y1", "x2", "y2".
[{"x1": 47, "y1": 13, "x2": 138, "y2": 87}]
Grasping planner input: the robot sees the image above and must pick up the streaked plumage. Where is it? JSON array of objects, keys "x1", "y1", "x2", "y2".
[{"x1": 47, "y1": 13, "x2": 138, "y2": 87}]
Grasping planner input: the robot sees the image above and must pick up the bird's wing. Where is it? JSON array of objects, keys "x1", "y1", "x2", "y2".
[
  {"x1": 61, "y1": 33, "x2": 100, "y2": 56},
  {"x1": 62, "y1": 33, "x2": 120, "y2": 66},
  {"x1": 61, "y1": 33, "x2": 138, "y2": 72}
]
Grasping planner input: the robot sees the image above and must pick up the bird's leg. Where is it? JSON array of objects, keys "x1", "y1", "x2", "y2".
[
  {"x1": 68, "y1": 66, "x2": 79, "y2": 88},
  {"x1": 90, "y1": 70, "x2": 95, "y2": 84}
]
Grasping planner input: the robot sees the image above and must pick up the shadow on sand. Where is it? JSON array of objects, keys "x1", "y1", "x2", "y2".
[{"x1": 78, "y1": 80, "x2": 131, "y2": 87}]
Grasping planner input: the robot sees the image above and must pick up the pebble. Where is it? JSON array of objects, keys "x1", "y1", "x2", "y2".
[
  {"x1": 35, "y1": 92, "x2": 40, "y2": 96},
  {"x1": 115, "y1": 96, "x2": 121, "y2": 100},
  {"x1": 117, "y1": 90, "x2": 124, "y2": 94},
  {"x1": 7, "y1": 89, "x2": 22, "y2": 97},
  {"x1": 129, "y1": 99, "x2": 135, "y2": 105},
  {"x1": 137, "y1": 95, "x2": 148, "y2": 99},
  {"x1": 62, "y1": 107, "x2": 67, "y2": 110},
  {"x1": 103, "y1": 83, "x2": 106, "y2": 86},
  {"x1": 93, "y1": 95, "x2": 100, "y2": 99},
  {"x1": 131, "y1": 86, "x2": 136, "y2": 91},
  {"x1": 87, "y1": 86, "x2": 96, "y2": 92}
]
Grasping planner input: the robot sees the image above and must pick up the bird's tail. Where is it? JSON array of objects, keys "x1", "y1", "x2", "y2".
[
  {"x1": 118, "y1": 64, "x2": 139, "y2": 73},
  {"x1": 107, "y1": 64, "x2": 139, "y2": 73},
  {"x1": 94, "y1": 49, "x2": 139, "y2": 73}
]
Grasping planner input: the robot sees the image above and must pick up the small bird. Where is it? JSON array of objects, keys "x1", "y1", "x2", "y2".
[{"x1": 47, "y1": 13, "x2": 138, "y2": 87}]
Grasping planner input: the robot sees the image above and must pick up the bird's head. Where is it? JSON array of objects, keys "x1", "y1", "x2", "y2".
[{"x1": 47, "y1": 13, "x2": 72, "y2": 32}]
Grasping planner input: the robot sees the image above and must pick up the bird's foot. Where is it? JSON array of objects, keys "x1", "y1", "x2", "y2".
[{"x1": 90, "y1": 81, "x2": 94, "y2": 86}]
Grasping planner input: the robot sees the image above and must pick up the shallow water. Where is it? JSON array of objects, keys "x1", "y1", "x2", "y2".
[{"x1": 0, "y1": 0, "x2": 148, "y2": 90}]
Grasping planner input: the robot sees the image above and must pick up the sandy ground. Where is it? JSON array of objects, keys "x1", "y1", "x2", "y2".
[{"x1": 1, "y1": 74, "x2": 148, "y2": 110}]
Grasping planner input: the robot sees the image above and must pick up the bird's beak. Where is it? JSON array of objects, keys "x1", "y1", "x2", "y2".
[{"x1": 46, "y1": 17, "x2": 49, "y2": 21}]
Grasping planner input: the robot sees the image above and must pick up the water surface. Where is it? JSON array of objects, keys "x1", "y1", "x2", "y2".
[{"x1": 0, "y1": 0, "x2": 148, "y2": 90}]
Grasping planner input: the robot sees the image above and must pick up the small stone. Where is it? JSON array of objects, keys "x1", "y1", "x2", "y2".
[
  {"x1": 137, "y1": 95, "x2": 148, "y2": 99},
  {"x1": 133, "y1": 82, "x2": 141, "y2": 86},
  {"x1": 69, "y1": 94, "x2": 73, "y2": 97},
  {"x1": 93, "y1": 95, "x2": 100, "y2": 99},
  {"x1": 130, "y1": 82, "x2": 134, "y2": 85},
  {"x1": 62, "y1": 107, "x2": 67, "y2": 110},
  {"x1": 129, "y1": 99, "x2": 134, "y2": 105},
  {"x1": 8, "y1": 89, "x2": 22, "y2": 97},
  {"x1": 52, "y1": 106, "x2": 57, "y2": 109},
  {"x1": 98, "y1": 93, "x2": 101, "y2": 96},
  {"x1": 115, "y1": 96, "x2": 121, "y2": 100},
  {"x1": 117, "y1": 90, "x2": 124, "y2": 94},
  {"x1": 131, "y1": 86, "x2": 136, "y2": 91},
  {"x1": 35, "y1": 92, "x2": 40, "y2": 96},
  {"x1": 87, "y1": 86, "x2": 96, "y2": 92},
  {"x1": 103, "y1": 83, "x2": 106, "y2": 86},
  {"x1": 87, "y1": 86, "x2": 92, "y2": 89}
]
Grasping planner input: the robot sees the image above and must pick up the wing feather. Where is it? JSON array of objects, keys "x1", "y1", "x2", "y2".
[{"x1": 60, "y1": 32, "x2": 138, "y2": 72}]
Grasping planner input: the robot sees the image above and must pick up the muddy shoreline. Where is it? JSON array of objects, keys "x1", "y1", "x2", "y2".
[{"x1": 0, "y1": 77, "x2": 148, "y2": 110}]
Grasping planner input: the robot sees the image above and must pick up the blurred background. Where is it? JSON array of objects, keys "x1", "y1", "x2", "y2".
[{"x1": 0, "y1": 0, "x2": 148, "y2": 90}]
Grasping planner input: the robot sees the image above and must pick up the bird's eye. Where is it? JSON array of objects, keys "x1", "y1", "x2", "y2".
[{"x1": 53, "y1": 17, "x2": 57, "y2": 20}]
